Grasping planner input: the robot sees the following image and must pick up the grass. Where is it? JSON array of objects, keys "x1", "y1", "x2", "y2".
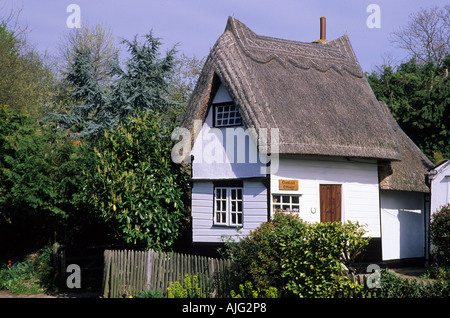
[{"x1": 0, "y1": 246, "x2": 57, "y2": 295}]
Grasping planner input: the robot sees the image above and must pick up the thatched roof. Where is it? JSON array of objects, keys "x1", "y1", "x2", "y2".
[
  {"x1": 182, "y1": 16, "x2": 402, "y2": 160},
  {"x1": 378, "y1": 101, "x2": 433, "y2": 193}
]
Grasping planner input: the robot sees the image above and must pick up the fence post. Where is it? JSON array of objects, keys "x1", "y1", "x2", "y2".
[
  {"x1": 102, "y1": 250, "x2": 111, "y2": 298},
  {"x1": 146, "y1": 250, "x2": 154, "y2": 290}
]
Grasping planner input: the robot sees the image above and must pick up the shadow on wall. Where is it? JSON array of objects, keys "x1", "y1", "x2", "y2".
[{"x1": 381, "y1": 190, "x2": 425, "y2": 261}]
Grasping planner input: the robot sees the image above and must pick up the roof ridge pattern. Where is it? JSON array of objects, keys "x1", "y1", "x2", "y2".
[{"x1": 226, "y1": 16, "x2": 364, "y2": 78}]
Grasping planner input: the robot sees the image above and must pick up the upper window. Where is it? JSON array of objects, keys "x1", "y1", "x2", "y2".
[
  {"x1": 214, "y1": 103, "x2": 242, "y2": 127},
  {"x1": 214, "y1": 187, "x2": 243, "y2": 226}
]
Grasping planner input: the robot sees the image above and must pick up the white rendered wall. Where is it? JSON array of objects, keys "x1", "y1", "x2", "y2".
[
  {"x1": 191, "y1": 84, "x2": 265, "y2": 180},
  {"x1": 380, "y1": 190, "x2": 425, "y2": 260},
  {"x1": 270, "y1": 157, "x2": 381, "y2": 237}
]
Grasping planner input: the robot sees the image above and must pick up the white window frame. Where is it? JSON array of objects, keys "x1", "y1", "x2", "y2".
[
  {"x1": 214, "y1": 103, "x2": 242, "y2": 127},
  {"x1": 272, "y1": 194, "x2": 300, "y2": 214},
  {"x1": 214, "y1": 187, "x2": 243, "y2": 226}
]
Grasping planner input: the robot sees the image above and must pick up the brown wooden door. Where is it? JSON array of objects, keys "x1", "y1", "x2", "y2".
[{"x1": 320, "y1": 184, "x2": 341, "y2": 223}]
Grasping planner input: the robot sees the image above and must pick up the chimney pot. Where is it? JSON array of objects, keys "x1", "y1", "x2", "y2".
[{"x1": 320, "y1": 16, "x2": 326, "y2": 40}]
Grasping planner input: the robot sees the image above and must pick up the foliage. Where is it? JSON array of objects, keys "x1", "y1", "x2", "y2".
[
  {"x1": 58, "y1": 22, "x2": 118, "y2": 86},
  {"x1": 222, "y1": 213, "x2": 369, "y2": 297},
  {"x1": 429, "y1": 204, "x2": 450, "y2": 266},
  {"x1": 167, "y1": 274, "x2": 204, "y2": 298},
  {"x1": 0, "y1": 22, "x2": 55, "y2": 119},
  {"x1": 230, "y1": 281, "x2": 278, "y2": 298},
  {"x1": 85, "y1": 111, "x2": 188, "y2": 250},
  {"x1": 0, "y1": 105, "x2": 91, "y2": 251},
  {"x1": 134, "y1": 288, "x2": 165, "y2": 298},
  {"x1": 422, "y1": 260, "x2": 450, "y2": 281},
  {"x1": 379, "y1": 269, "x2": 450, "y2": 298},
  {"x1": 167, "y1": 53, "x2": 205, "y2": 124},
  {"x1": 0, "y1": 245, "x2": 55, "y2": 295},
  {"x1": 53, "y1": 31, "x2": 177, "y2": 139},
  {"x1": 278, "y1": 217, "x2": 367, "y2": 298},
  {"x1": 367, "y1": 55, "x2": 450, "y2": 162}
]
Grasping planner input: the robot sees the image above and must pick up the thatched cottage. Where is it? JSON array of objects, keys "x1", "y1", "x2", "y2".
[{"x1": 179, "y1": 17, "x2": 433, "y2": 263}]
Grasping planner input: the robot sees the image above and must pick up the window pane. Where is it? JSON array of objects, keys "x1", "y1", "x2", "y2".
[
  {"x1": 231, "y1": 201, "x2": 236, "y2": 211},
  {"x1": 292, "y1": 205, "x2": 300, "y2": 212},
  {"x1": 238, "y1": 201, "x2": 242, "y2": 212},
  {"x1": 231, "y1": 213, "x2": 236, "y2": 224},
  {"x1": 282, "y1": 196, "x2": 290, "y2": 203},
  {"x1": 273, "y1": 195, "x2": 280, "y2": 203},
  {"x1": 238, "y1": 213, "x2": 242, "y2": 225},
  {"x1": 215, "y1": 104, "x2": 242, "y2": 127},
  {"x1": 292, "y1": 196, "x2": 299, "y2": 204},
  {"x1": 231, "y1": 189, "x2": 236, "y2": 200},
  {"x1": 237, "y1": 189, "x2": 242, "y2": 200},
  {"x1": 282, "y1": 205, "x2": 290, "y2": 211}
]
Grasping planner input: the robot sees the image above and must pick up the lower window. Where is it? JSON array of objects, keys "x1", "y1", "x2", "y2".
[
  {"x1": 272, "y1": 194, "x2": 300, "y2": 213},
  {"x1": 214, "y1": 187, "x2": 243, "y2": 226}
]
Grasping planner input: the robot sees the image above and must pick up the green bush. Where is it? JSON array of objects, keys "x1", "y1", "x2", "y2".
[
  {"x1": 85, "y1": 110, "x2": 188, "y2": 250},
  {"x1": 430, "y1": 204, "x2": 450, "y2": 265},
  {"x1": 279, "y1": 218, "x2": 367, "y2": 298},
  {"x1": 222, "y1": 213, "x2": 369, "y2": 297},
  {"x1": 134, "y1": 288, "x2": 165, "y2": 298},
  {"x1": 379, "y1": 269, "x2": 450, "y2": 298}
]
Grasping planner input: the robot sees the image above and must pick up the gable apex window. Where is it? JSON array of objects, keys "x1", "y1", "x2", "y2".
[{"x1": 213, "y1": 102, "x2": 242, "y2": 127}]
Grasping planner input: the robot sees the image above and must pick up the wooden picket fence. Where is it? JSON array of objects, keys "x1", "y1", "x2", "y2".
[{"x1": 102, "y1": 249, "x2": 232, "y2": 298}]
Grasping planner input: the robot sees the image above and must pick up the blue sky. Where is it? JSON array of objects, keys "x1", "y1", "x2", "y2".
[{"x1": 2, "y1": 0, "x2": 447, "y2": 72}]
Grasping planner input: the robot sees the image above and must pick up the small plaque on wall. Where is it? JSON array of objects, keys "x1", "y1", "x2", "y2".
[{"x1": 279, "y1": 179, "x2": 298, "y2": 190}]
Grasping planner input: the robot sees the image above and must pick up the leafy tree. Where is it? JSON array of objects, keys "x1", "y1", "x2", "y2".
[
  {"x1": 58, "y1": 22, "x2": 118, "y2": 86},
  {"x1": 367, "y1": 55, "x2": 450, "y2": 162},
  {"x1": 0, "y1": 105, "x2": 89, "y2": 253},
  {"x1": 85, "y1": 111, "x2": 188, "y2": 250},
  {"x1": 53, "y1": 31, "x2": 177, "y2": 139},
  {"x1": 0, "y1": 22, "x2": 54, "y2": 119}
]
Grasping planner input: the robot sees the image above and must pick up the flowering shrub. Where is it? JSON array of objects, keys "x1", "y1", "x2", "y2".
[
  {"x1": 167, "y1": 275, "x2": 204, "y2": 298},
  {"x1": 230, "y1": 281, "x2": 278, "y2": 298}
]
